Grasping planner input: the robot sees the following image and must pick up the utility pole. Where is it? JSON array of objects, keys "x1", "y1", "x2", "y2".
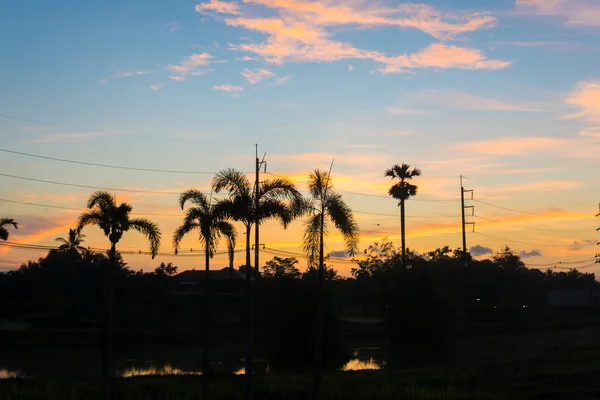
[
  {"x1": 460, "y1": 175, "x2": 475, "y2": 260},
  {"x1": 254, "y1": 145, "x2": 267, "y2": 279},
  {"x1": 596, "y1": 203, "x2": 600, "y2": 264}
]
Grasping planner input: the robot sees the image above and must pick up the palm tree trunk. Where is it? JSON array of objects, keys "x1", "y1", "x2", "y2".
[
  {"x1": 400, "y1": 200, "x2": 406, "y2": 268},
  {"x1": 244, "y1": 224, "x2": 254, "y2": 400},
  {"x1": 203, "y1": 245, "x2": 211, "y2": 399},
  {"x1": 313, "y1": 210, "x2": 325, "y2": 398},
  {"x1": 100, "y1": 243, "x2": 116, "y2": 400}
]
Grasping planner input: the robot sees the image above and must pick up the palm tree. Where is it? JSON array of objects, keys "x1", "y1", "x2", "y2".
[
  {"x1": 0, "y1": 218, "x2": 18, "y2": 241},
  {"x1": 173, "y1": 189, "x2": 236, "y2": 400},
  {"x1": 227, "y1": 235, "x2": 236, "y2": 278},
  {"x1": 302, "y1": 169, "x2": 359, "y2": 397},
  {"x1": 77, "y1": 191, "x2": 161, "y2": 400},
  {"x1": 213, "y1": 169, "x2": 303, "y2": 276},
  {"x1": 55, "y1": 228, "x2": 87, "y2": 254},
  {"x1": 385, "y1": 164, "x2": 421, "y2": 268},
  {"x1": 212, "y1": 168, "x2": 303, "y2": 398}
]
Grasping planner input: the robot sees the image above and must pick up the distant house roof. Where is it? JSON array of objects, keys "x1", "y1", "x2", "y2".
[{"x1": 173, "y1": 268, "x2": 246, "y2": 283}]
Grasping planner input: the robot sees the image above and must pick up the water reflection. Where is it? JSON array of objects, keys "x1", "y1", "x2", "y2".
[
  {"x1": 341, "y1": 357, "x2": 385, "y2": 371},
  {"x1": 0, "y1": 368, "x2": 23, "y2": 379},
  {"x1": 118, "y1": 362, "x2": 200, "y2": 377}
]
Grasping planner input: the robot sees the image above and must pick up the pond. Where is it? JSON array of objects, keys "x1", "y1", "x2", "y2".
[{"x1": 0, "y1": 345, "x2": 385, "y2": 379}]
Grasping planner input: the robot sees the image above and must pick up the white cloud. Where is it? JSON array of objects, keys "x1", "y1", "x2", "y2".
[
  {"x1": 348, "y1": 64, "x2": 354, "y2": 72},
  {"x1": 100, "y1": 78, "x2": 108, "y2": 84},
  {"x1": 150, "y1": 83, "x2": 163, "y2": 91},
  {"x1": 275, "y1": 75, "x2": 292, "y2": 85},
  {"x1": 515, "y1": 0, "x2": 600, "y2": 26},
  {"x1": 213, "y1": 84, "x2": 244, "y2": 92},
  {"x1": 241, "y1": 68, "x2": 276, "y2": 84},
  {"x1": 167, "y1": 53, "x2": 215, "y2": 81},
  {"x1": 404, "y1": 89, "x2": 546, "y2": 112},
  {"x1": 386, "y1": 107, "x2": 427, "y2": 116}
]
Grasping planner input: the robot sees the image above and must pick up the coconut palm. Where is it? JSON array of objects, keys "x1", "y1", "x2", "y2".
[
  {"x1": 385, "y1": 164, "x2": 421, "y2": 268},
  {"x1": 55, "y1": 228, "x2": 87, "y2": 255},
  {"x1": 0, "y1": 218, "x2": 18, "y2": 241},
  {"x1": 173, "y1": 189, "x2": 236, "y2": 400},
  {"x1": 77, "y1": 191, "x2": 161, "y2": 400},
  {"x1": 303, "y1": 169, "x2": 359, "y2": 397},
  {"x1": 212, "y1": 168, "x2": 303, "y2": 397}
]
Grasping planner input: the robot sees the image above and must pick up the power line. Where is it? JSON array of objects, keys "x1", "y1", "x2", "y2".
[
  {"x1": 0, "y1": 113, "x2": 247, "y2": 147},
  {"x1": 473, "y1": 232, "x2": 597, "y2": 248},
  {"x1": 264, "y1": 172, "x2": 459, "y2": 202},
  {"x1": 525, "y1": 258, "x2": 597, "y2": 267},
  {"x1": 0, "y1": 148, "x2": 217, "y2": 175},
  {"x1": 0, "y1": 172, "x2": 207, "y2": 195},
  {"x1": 474, "y1": 215, "x2": 593, "y2": 233},
  {"x1": 473, "y1": 199, "x2": 555, "y2": 217},
  {"x1": 0, "y1": 197, "x2": 459, "y2": 221}
]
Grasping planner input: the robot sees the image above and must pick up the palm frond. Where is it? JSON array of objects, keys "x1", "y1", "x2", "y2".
[
  {"x1": 0, "y1": 218, "x2": 18, "y2": 230},
  {"x1": 55, "y1": 237, "x2": 70, "y2": 245},
  {"x1": 173, "y1": 219, "x2": 200, "y2": 252},
  {"x1": 259, "y1": 178, "x2": 300, "y2": 201},
  {"x1": 307, "y1": 170, "x2": 329, "y2": 200},
  {"x1": 77, "y1": 211, "x2": 110, "y2": 236},
  {"x1": 0, "y1": 228, "x2": 8, "y2": 241},
  {"x1": 179, "y1": 189, "x2": 209, "y2": 210},
  {"x1": 129, "y1": 218, "x2": 162, "y2": 258},
  {"x1": 259, "y1": 199, "x2": 293, "y2": 228},
  {"x1": 303, "y1": 212, "x2": 324, "y2": 268},
  {"x1": 86, "y1": 191, "x2": 116, "y2": 210},
  {"x1": 212, "y1": 169, "x2": 252, "y2": 198},
  {"x1": 326, "y1": 193, "x2": 359, "y2": 256}
]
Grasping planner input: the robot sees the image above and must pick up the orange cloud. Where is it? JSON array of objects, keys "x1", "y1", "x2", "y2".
[
  {"x1": 197, "y1": 0, "x2": 506, "y2": 72},
  {"x1": 458, "y1": 137, "x2": 572, "y2": 156},
  {"x1": 566, "y1": 80, "x2": 600, "y2": 122},
  {"x1": 374, "y1": 43, "x2": 510, "y2": 74}
]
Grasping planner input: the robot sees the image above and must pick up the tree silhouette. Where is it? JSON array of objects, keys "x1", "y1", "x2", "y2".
[
  {"x1": 227, "y1": 235, "x2": 236, "y2": 279},
  {"x1": 55, "y1": 228, "x2": 87, "y2": 255},
  {"x1": 213, "y1": 169, "x2": 303, "y2": 276},
  {"x1": 173, "y1": 189, "x2": 236, "y2": 400},
  {"x1": 77, "y1": 191, "x2": 161, "y2": 400},
  {"x1": 385, "y1": 164, "x2": 422, "y2": 268},
  {"x1": 0, "y1": 218, "x2": 18, "y2": 241},
  {"x1": 302, "y1": 169, "x2": 359, "y2": 397}
]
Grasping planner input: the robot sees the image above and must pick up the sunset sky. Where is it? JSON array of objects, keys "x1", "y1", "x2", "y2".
[{"x1": 1, "y1": 0, "x2": 599, "y2": 276}]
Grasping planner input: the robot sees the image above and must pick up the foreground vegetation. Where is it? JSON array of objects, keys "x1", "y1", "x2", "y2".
[{"x1": 3, "y1": 343, "x2": 600, "y2": 399}]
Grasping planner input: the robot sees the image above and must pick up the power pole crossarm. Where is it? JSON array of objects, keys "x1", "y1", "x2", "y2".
[{"x1": 460, "y1": 175, "x2": 474, "y2": 260}]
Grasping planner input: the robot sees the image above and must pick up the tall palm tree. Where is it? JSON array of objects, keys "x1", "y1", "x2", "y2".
[
  {"x1": 77, "y1": 191, "x2": 161, "y2": 400},
  {"x1": 213, "y1": 168, "x2": 303, "y2": 398},
  {"x1": 55, "y1": 228, "x2": 87, "y2": 254},
  {"x1": 173, "y1": 189, "x2": 236, "y2": 400},
  {"x1": 303, "y1": 169, "x2": 359, "y2": 397},
  {"x1": 0, "y1": 218, "x2": 18, "y2": 241},
  {"x1": 385, "y1": 164, "x2": 421, "y2": 268}
]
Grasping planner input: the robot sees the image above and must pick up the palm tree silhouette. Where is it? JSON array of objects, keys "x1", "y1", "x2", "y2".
[
  {"x1": 213, "y1": 168, "x2": 303, "y2": 275},
  {"x1": 227, "y1": 235, "x2": 236, "y2": 279},
  {"x1": 303, "y1": 169, "x2": 359, "y2": 397},
  {"x1": 0, "y1": 218, "x2": 18, "y2": 241},
  {"x1": 55, "y1": 228, "x2": 87, "y2": 254},
  {"x1": 213, "y1": 168, "x2": 302, "y2": 397},
  {"x1": 173, "y1": 189, "x2": 236, "y2": 400},
  {"x1": 385, "y1": 164, "x2": 421, "y2": 268},
  {"x1": 77, "y1": 191, "x2": 161, "y2": 400}
]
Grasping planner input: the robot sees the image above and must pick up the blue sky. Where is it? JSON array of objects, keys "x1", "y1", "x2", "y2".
[{"x1": 1, "y1": 0, "x2": 599, "y2": 275}]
